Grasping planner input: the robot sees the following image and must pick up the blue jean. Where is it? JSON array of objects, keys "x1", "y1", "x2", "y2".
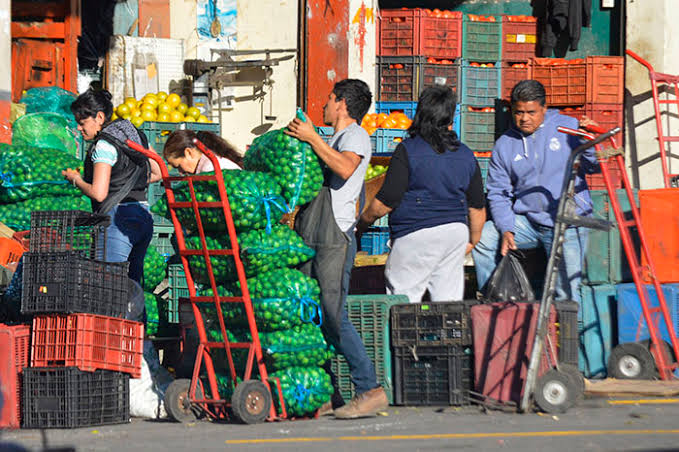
[
  {"x1": 334, "y1": 232, "x2": 378, "y2": 396},
  {"x1": 472, "y1": 215, "x2": 587, "y2": 305},
  {"x1": 103, "y1": 202, "x2": 154, "y2": 284}
]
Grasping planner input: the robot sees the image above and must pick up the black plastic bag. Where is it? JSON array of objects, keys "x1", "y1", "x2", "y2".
[{"x1": 485, "y1": 251, "x2": 536, "y2": 302}]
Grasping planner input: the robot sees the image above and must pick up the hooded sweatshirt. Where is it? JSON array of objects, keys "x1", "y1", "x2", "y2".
[{"x1": 487, "y1": 109, "x2": 598, "y2": 234}]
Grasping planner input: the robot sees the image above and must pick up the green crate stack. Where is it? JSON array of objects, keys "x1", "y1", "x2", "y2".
[
  {"x1": 149, "y1": 223, "x2": 175, "y2": 257},
  {"x1": 329, "y1": 294, "x2": 408, "y2": 404},
  {"x1": 167, "y1": 263, "x2": 189, "y2": 324}
]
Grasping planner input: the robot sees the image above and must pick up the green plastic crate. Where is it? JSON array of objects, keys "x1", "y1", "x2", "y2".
[
  {"x1": 149, "y1": 224, "x2": 175, "y2": 257},
  {"x1": 166, "y1": 263, "x2": 190, "y2": 323},
  {"x1": 583, "y1": 189, "x2": 639, "y2": 284},
  {"x1": 138, "y1": 121, "x2": 221, "y2": 153},
  {"x1": 329, "y1": 294, "x2": 408, "y2": 404},
  {"x1": 462, "y1": 16, "x2": 502, "y2": 62}
]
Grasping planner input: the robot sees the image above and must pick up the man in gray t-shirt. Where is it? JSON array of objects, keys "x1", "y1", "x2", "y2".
[{"x1": 287, "y1": 79, "x2": 387, "y2": 419}]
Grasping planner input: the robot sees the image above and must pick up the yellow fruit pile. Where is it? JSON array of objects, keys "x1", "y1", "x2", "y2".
[{"x1": 112, "y1": 91, "x2": 210, "y2": 128}]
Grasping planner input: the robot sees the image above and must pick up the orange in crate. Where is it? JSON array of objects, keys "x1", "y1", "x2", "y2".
[
  {"x1": 640, "y1": 189, "x2": 679, "y2": 283},
  {"x1": 31, "y1": 314, "x2": 144, "y2": 378},
  {"x1": 0, "y1": 324, "x2": 30, "y2": 429}
]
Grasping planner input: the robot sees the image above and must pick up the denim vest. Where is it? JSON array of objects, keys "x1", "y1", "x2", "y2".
[{"x1": 389, "y1": 136, "x2": 476, "y2": 240}]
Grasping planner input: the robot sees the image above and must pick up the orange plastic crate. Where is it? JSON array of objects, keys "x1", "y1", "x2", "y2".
[
  {"x1": 31, "y1": 314, "x2": 144, "y2": 378},
  {"x1": 586, "y1": 56, "x2": 624, "y2": 105},
  {"x1": 501, "y1": 16, "x2": 537, "y2": 62},
  {"x1": 501, "y1": 61, "x2": 532, "y2": 101},
  {"x1": 585, "y1": 165, "x2": 623, "y2": 191},
  {"x1": 640, "y1": 189, "x2": 679, "y2": 283},
  {"x1": 531, "y1": 58, "x2": 586, "y2": 106},
  {"x1": 0, "y1": 237, "x2": 24, "y2": 268},
  {"x1": 378, "y1": 9, "x2": 462, "y2": 58},
  {"x1": 585, "y1": 103, "x2": 623, "y2": 146},
  {"x1": 0, "y1": 324, "x2": 30, "y2": 429}
]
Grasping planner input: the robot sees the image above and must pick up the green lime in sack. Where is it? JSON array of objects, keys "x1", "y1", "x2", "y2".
[
  {"x1": 143, "y1": 245, "x2": 167, "y2": 292},
  {"x1": 270, "y1": 366, "x2": 333, "y2": 417},
  {"x1": 144, "y1": 292, "x2": 160, "y2": 336},
  {"x1": 0, "y1": 195, "x2": 90, "y2": 231}
]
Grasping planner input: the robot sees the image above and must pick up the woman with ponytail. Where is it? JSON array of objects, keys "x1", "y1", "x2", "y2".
[
  {"x1": 163, "y1": 129, "x2": 242, "y2": 174},
  {"x1": 357, "y1": 85, "x2": 487, "y2": 303},
  {"x1": 63, "y1": 89, "x2": 160, "y2": 284}
]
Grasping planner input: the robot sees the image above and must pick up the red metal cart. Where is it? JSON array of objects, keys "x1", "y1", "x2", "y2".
[
  {"x1": 126, "y1": 138, "x2": 287, "y2": 424},
  {"x1": 521, "y1": 125, "x2": 679, "y2": 414},
  {"x1": 626, "y1": 49, "x2": 679, "y2": 188}
]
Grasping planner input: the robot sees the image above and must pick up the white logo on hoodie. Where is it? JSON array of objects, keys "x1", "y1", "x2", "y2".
[{"x1": 549, "y1": 137, "x2": 561, "y2": 151}]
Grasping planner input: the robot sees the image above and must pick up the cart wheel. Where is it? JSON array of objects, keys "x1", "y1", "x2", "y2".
[
  {"x1": 231, "y1": 380, "x2": 272, "y2": 424},
  {"x1": 164, "y1": 378, "x2": 203, "y2": 423},
  {"x1": 608, "y1": 342, "x2": 655, "y2": 380},
  {"x1": 559, "y1": 363, "x2": 585, "y2": 399},
  {"x1": 534, "y1": 369, "x2": 577, "y2": 414}
]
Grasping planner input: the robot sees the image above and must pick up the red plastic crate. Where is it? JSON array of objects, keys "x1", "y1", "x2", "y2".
[
  {"x1": 585, "y1": 103, "x2": 623, "y2": 146},
  {"x1": 532, "y1": 58, "x2": 586, "y2": 106},
  {"x1": 0, "y1": 324, "x2": 30, "y2": 429},
  {"x1": 501, "y1": 16, "x2": 538, "y2": 62},
  {"x1": 586, "y1": 56, "x2": 624, "y2": 105},
  {"x1": 377, "y1": 56, "x2": 420, "y2": 101},
  {"x1": 378, "y1": 9, "x2": 462, "y2": 58},
  {"x1": 471, "y1": 302, "x2": 557, "y2": 405},
  {"x1": 501, "y1": 62, "x2": 532, "y2": 101},
  {"x1": 585, "y1": 165, "x2": 623, "y2": 190},
  {"x1": 0, "y1": 237, "x2": 24, "y2": 269},
  {"x1": 31, "y1": 314, "x2": 144, "y2": 378},
  {"x1": 558, "y1": 106, "x2": 586, "y2": 122}
]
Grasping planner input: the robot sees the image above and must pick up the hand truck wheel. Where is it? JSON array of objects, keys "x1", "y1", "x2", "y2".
[
  {"x1": 164, "y1": 378, "x2": 203, "y2": 423},
  {"x1": 608, "y1": 342, "x2": 656, "y2": 380},
  {"x1": 558, "y1": 363, "x2": 585, "y2": 400},
  {"x1": 534, "y1": 369, "x2": 577, "y2": 414},
  {"x1": 231, "y1": 379, "x2": 272, "y2": 424}
]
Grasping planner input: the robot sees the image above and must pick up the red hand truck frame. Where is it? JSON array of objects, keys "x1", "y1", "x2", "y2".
[
  {"x1": 626, "y1": 49, "x2": 679, "y2": 188},
  {"x1": 521, "y1": 125, "x2": 679, "y2": 414},
  {"x1": 127, "y1": 138, "x2": 288, "y2": 424}
]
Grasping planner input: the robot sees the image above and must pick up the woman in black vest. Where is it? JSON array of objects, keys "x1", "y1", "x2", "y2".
[
  {"x1": 63, "y1": 89, "x2": 160, "y2": 284},
  {"x1": 358, "y1": 86, "x2": 487, "y2": 303}
]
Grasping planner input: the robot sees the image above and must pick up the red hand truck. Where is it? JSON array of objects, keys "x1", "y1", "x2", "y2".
[
  {"x1": 521, "y1": 125, "x2": 679, "y2": 414},
  {"x1": 126, "y1": 138, "x2": 288, "y2": 424},
  {"x1": 626, "y1": 49, "x2": 679, "y2": 188}
]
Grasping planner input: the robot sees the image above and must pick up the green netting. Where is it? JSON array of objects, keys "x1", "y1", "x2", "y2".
[
  {"x1": 0, "y1": 143, "x2": 82, "y2": 202},
  {"x1": 0, "y1": 195, "x2": 91, "y2": 231},
  {"x1": 270, "y1": 366, "x2": 333, "y2": 417},
  {"x1": 243, "y1": 129, "x2": 324, "y2": 209},
  {"x1": 19, "y1": 87, "x2": 78, "y2": 127},
  {"x1": 145, "y1": 292, "x2": 159, "y2": 336},
  {"x1": 12, "y1": 113, "x2": 80, "y2": 157},
  {"x1": 143, "y1": 246, "x2": 167, "y2": 292}
]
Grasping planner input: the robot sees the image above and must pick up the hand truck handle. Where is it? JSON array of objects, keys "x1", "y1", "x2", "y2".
[
  {"x1": 626, "y1": 49, "x2": 654, "y2": 72},
  {"x1": 557, "y1": 125, "x2": 621, "y2": 149},
  {"x1": 125, "y1": 139, "x2": 173, "y2": 179}
]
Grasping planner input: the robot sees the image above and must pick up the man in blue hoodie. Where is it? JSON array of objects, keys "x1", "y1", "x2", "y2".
[{"x1": 472, "y1": 80, "x2": 597, "y2": 304}]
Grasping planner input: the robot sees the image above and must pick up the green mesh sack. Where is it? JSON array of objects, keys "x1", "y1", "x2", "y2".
[
  {"x1": 0, "y1": 143, "x2": 82, "y2": 202},
  {"x1": 12, "y1": 113, "x2": 80, "y2": 157},
  {"x1": 143, "y1": 246, "x2": 167, "y2": 292},
  {"x1": 0, "y1": 195, "x2": 91, "y2": 231},
  {"x1": 184, "y1": 225, "x2": 314, "y2": 286},
  {"x1": 151, "y1": 170, "x2": 287, "y2": 233},
  {"x1": 224, "y1": 268, "x2": 322, "y2": 331},
  {"x1": 144, "y1": 292, "x2": 159, "y2": 336},
  {"x1": 19, "y1": 87, "x2": 78, "y2": 127},
  {"x1": 244, "y1": 128, "x2": 323, "y2": 209},
  {"x1": 270, "y1": 367, "x2": 333, "y2": 417}
]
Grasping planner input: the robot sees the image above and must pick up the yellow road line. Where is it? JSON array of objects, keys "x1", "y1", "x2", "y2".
[
  {"x1": 225, "y1": 429, "x2": 679, "y2": 445},
  {"x1": 608, "y1": 398, "x2": 679, "y2": 405}
]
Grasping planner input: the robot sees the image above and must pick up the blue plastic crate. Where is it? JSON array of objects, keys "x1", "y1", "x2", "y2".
[
  {"x1": 616, "y1": 283, "x2": 679, "y2": 345},
  {"x1": 476, "y1": 156, "x2": 490, "y2": 188},
  {"x1": 579, "y1": 284, "x2": 617, "y2": 378},
  {"x1": 375, "y1": 102, "x2": 418, "y2": 119},
  {"x1": 374, "y1": 129, "x2": 408, "y2": 156},
  {"x1": 317, "y1": 126, "x2": 335, "y2": 144},
  {"x1": 453, "y1": 104, "x2": 461, "y2": 137},
  {"x1": 360, "y1": 228, "x2": 390, "y2": 255},
  {"x1": 460, "y1": 61, "x2": 502, "y2": 107},
  {"x1": 374, "y1": 214, "x2": 389, "y2": 228}
]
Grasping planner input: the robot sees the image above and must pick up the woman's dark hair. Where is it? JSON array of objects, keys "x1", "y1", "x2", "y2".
[
  {"x1": 407, "y1": 86, "x2": 460, "y2": 154},
  {"x1": 332, "y1": 79, "x2": 372, "y2": 124},
  {"x1": 163, "y1": 129, "x2": 243, "y2": 168},
  {"x1": 70, "y1": 89, "x2": 114, "y2": 123},
  {"x1": 510, "y1": 80, "x2": 547, "y2": 106}
]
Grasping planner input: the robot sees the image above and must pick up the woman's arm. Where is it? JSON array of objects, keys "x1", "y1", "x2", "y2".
[{"x1": 62, "y1": 163, "x2": 112, "y2": 202}]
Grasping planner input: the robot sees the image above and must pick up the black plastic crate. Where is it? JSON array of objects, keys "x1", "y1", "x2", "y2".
[
  {"x1": 22, "y1": 367, "x2": 129, "y2": 429},
  {"x1": 377, "y1": 56, "x2": 421, "y2": 101},
  {"x1": 393, "y1": 345, "x2": 473, "y2": 406},
  {"x1": 21, "y1": 252, "x2": 128, "y2": 318},
  {"x1": 391, "y1": 301, "x2": 475, "y2": 347},
  {"x1": 30, "y1": 210, "x2": 110, "y2": 259},
  {"x1": 555, "y1": 300, "x2": 579, "y2": 367}
]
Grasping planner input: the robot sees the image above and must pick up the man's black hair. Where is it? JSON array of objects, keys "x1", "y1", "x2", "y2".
[
  {"x1": 332, "y1": 79, "x2": 372, "y2": 123},
  {"x1": 510, "y1": 80, "x2": 547, "y2": 107},
  {"x1": 408, "y1": 85, "x2": 460, "y2": 154},
  {"x1": 70, "y1": 89, "x2": 114, "y2": 122}
]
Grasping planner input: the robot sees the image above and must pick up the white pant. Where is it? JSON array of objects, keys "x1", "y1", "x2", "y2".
[{"x1": 385, "y1": 222, "x2": 469, "y2": 303}]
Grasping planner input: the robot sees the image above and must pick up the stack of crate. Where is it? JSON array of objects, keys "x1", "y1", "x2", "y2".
[
  {"x1": 390, "y1": 301, "x2": 475, "y2": 406},
  {"x1": 15, "y1": 210, "x2": 143, "y2": 429}
]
